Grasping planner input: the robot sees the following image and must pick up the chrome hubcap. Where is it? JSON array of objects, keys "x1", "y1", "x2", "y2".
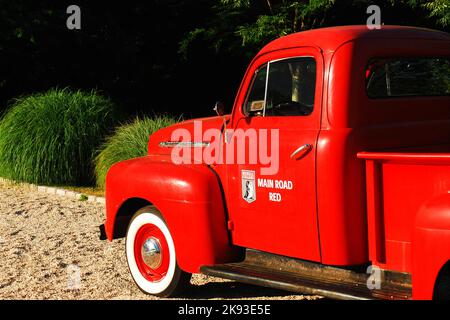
[{"x1": 141, "y1": 237, "x2": 162, "y2": 269}]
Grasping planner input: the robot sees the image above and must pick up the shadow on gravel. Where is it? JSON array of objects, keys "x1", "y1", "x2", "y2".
[{"x1": 181, "y1": 281, "x2": 309, "y2": 299}]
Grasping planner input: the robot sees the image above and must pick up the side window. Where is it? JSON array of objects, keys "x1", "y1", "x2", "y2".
[
  {"x1": 244, "y1": 57, "x2": 316, "y2": 116},
  {"x1": 244, "y1": 65, "x2": 268, "y2": 115},
  {"x1": 266, "y1": 57, "x2": 316, "y2": 116},
  {"x1": 366, "y1": 57, "x2": 450, "y2": 98}
]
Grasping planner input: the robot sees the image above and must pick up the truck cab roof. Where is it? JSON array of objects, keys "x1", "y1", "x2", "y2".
[{"x1": 259, "y1": 25, "x2": 450, "y2": 55}]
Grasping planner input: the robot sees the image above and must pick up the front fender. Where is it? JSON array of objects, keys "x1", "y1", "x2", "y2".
[
  {"x1": 104, "y1": 155, "x2": 242, "y2": 273},
  {"x1": 412, "y1": 193, "x2": 450, "y2": 299}
]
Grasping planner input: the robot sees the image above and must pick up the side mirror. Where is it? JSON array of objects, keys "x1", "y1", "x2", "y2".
[{"x1": 213, "y1": 101, "x2": 225, "y2": 117}]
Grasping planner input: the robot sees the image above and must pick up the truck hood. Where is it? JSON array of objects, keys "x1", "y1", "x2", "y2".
[{"x1": 147, "y1": 115, "x2": 230, "y2": 156}]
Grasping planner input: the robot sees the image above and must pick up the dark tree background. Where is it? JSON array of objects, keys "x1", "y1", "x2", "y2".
[{"x1": 0, "y1": 0, "x2": 449, "y2": 118}]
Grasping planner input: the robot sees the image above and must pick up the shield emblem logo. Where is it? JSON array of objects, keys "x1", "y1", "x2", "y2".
[{"x1": 241, "y1": 170, "x2": 256, "y2": 203}]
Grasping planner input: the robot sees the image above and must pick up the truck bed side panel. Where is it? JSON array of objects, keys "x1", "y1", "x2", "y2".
[{"x1": 359, "y1": 150, "x2": 450, "y2": 298}]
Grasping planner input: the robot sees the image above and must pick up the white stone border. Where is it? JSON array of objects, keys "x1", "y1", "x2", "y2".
[{"x1": 0, "y1": 177, "x2": 105, "y2": 204}]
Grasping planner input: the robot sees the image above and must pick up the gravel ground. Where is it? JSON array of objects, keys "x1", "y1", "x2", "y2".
[{"x1": 0, "y1": 181, "x2": 319, "y2": 300}]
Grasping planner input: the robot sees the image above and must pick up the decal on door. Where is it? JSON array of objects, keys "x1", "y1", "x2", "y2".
[
  {"x1": 257, "y1": 178, "x2": 294, "y2": 203},
  {"x1": 241, "y1": 170, "x2": 256, "y2": 203}
]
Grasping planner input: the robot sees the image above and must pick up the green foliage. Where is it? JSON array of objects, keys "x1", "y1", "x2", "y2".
[
  {"x1": 180, "y1": 0, "x2": 338, "y2": 57},
  {"x1": 180, "y1": 0, "x2": 450, "y2": 59},
  {"x1": 221, "y1": 0, "x2": 251, "y2": 8},
  {"x1": 94, "y1": 116, "x2": 178, "y2": 189},
  {"x1": 235, "y1": 0, "x2": 334, "y2": 46},
  {"x1": 0, "y1": 89, "x2": 119, "y2": 186},
  {"x1": 423, "y1": 0, "x2": 450, "y2": 26},
  {"x1": 237, "y1": 13, "x2": 291, "y2": 46},
  {"x1": 404, "y1": 1, "x2": 450, "y2": 26}
]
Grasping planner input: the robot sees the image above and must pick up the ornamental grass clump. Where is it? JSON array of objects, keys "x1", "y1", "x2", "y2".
[
  {"x1": 0, "y1": 89, "x2": 119, "y2": 186},
  {"x1": 94, "y1": 115, "x2": 177, "y2": 189}
]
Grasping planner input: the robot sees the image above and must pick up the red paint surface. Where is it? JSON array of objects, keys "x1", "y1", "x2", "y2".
[
  {"x1": 104, "y1": 26, "x2": 450, "y2": 299},
  {"x1": 105, "y1": 156, "x2": 242, "y2": 273},
  {"x1": 224, "y1": 46, "x2": 323, "y2": 262},
  {"x1": 358, "y1": 149, "x2": 450, "y2": 299}
]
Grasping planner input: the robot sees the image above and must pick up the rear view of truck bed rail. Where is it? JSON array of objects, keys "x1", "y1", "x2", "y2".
[
  {"x1": 358, "y1": 147, "x2": 450, "y2": 271},
  {"x1": 358, "y1": 147, "x2": 450, "y2": 299}
]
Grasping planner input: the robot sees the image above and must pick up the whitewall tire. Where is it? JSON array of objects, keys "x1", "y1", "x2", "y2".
[{"x1": 125, "y1": 206, "x2": 191, "y2": 297}]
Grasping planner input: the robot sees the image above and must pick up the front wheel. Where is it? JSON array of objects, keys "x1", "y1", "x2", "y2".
[{"x1": 125, "y1": 206, "x2": 191, "y2": 297}]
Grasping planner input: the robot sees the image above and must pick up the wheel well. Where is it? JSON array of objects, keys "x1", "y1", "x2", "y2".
[
  {"x1": 433, "y1": 260, "x2": 450, "y2": 300},
  {"x1": 112, "y1": 198, "x2": 152, "y2": 239}
]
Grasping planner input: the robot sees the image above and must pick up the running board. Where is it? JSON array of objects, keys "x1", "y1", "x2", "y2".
[{"x1": 200, "y1": 249, "x2": 412, "y2": 300}]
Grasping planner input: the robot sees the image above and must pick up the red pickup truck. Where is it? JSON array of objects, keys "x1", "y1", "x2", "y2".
[{"x1": 101, "y1": 25, "x2": 450, "y2": 300}]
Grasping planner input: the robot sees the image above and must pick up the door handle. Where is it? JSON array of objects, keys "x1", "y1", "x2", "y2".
[{"x1": 290, "y1": 144, "x2": 312, "y2": 159}]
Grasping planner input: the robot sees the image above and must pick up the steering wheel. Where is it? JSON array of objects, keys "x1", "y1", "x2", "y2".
[{"x1": 271, "y1": 100, "x2": 311, "y2": 116}]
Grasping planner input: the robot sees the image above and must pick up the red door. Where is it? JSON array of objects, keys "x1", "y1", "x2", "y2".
[{"x1": 225, "y1": 47, "x2": 323, "y2": 262}]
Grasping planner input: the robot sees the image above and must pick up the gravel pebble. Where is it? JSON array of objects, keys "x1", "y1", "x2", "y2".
[{"x1": 0, "y1": 181, "x2": 319, "y2": 300}]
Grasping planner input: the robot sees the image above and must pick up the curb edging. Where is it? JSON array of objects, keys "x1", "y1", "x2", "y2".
[{"x1": 0, "y1": 177, "x2": 105, "y2": 204}]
